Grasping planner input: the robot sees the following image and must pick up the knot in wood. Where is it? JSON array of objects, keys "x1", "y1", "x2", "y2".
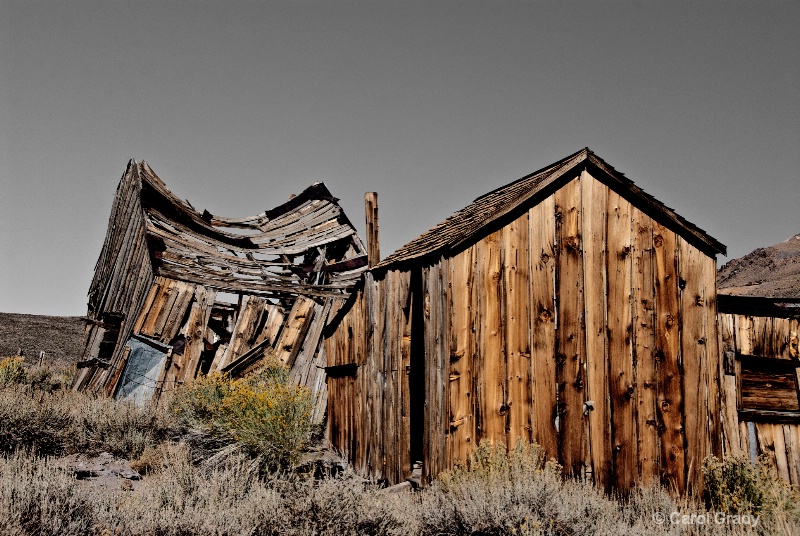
[
  {"x1": 665, "y1": 314, "x2": 675, "y2": 329},
  {"x1": 540, "y1": 253, "x2": 551, "y2": 264},
  {"x1": 653, "y1": 235, "x2": 664, "y2": 247},
  {"x1": 539, "y1": 309, "x2": 552, "y2": 322},
  {"x1": 565, "y1": 236, "x2": 580, "y2": 252}
]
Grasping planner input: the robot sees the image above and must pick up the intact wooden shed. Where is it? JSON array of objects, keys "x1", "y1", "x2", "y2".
[
  {"x1": 74, "y1": 160, "x2": 367, "y2": 419},
  {"x1": 325, "y1": 148, "x2": 727, "y2": 494},
  {"x1": 716, "y1": 235, "x2": 800, "y2": 486}
]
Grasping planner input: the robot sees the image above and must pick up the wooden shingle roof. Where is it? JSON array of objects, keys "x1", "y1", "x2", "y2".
[{"x1": 376, "y1": 148, "x2": 726, "y2": 269}]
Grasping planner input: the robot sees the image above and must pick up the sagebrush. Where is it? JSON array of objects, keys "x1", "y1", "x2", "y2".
[{"x1": 171, "y1": 359, "x2": 315, "y2": 471}]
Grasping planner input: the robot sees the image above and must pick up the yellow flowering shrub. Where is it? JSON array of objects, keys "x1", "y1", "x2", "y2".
[
  {"x1": 0, "y1": 356, "x2": 26, "y2": 385},
  {"x1": 171, "y1": 359, "x2": 314, "y2": 471}
]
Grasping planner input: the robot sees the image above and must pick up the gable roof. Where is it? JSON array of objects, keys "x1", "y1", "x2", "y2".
[{"x1": 376, "y1": 148, "x2": 726, "y2": 269}]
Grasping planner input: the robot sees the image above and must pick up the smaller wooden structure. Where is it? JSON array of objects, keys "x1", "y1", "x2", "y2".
[
  {"x1": 74, "y1": 160, "x2": 367, "y2": 419},
  {"x1": 325, "y1": 148, "x2": 727, "y2": 494},
  {"x1": 717, "y1": 235, "x2": 800, "y2": 485}
]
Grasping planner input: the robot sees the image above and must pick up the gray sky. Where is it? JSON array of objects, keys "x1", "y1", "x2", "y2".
[{"x1": 1, "y1": 0, "x2": 798, "y2": 316}]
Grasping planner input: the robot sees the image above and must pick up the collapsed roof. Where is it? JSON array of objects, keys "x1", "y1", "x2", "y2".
[{"x1": 90, "y1": 160, "x2": 367, "y2": 308}]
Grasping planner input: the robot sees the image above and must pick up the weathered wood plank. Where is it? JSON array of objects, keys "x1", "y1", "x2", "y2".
[
  {"x1": 755, "y1": 423, "x2": 778, "y2": 476},
  {"x1": 631, "y1": 207, "x2": 659, "y2": 486},
  {"x1": 580, "y1": 172, "x2": 611, "y2": 489},
  {"x1": 365, "y1": 192, "x2": 380, "y2": 268},
  {"x1": 423, "y1": 260, "x2": 449, "y2": 482},
  {"x1": 702, "y1": 256, "x2": 722, "y2": 464},
  {"x1": 503, "y1": 212, "x2": 532, "y2": 449},
  {"x1": 773, "y1": 424, "x2": 791, "y2": 482},
  {"x1": 788, "y1": 425, "x2": 800, "y2": 486},
  {"x1": 654, "y1": 223, "x2": 685, "y2": 494},
  {"x1": 105, "y1": 345, "x2": 131, "y2": 397},
  {"x1": 607, "y1": 190, "x2": 636, "y2": 491},
  {"x1": 474, "y1": 231, "x2": 507, "y2": 447},
  {"x1": 274, "y1": 297, "x2": 316, "y2": 367},
  {"x1": 555, "y1": 176, "x2": 586, "y2": 477},
  {"x1": 161, "y1": 282, "x2": 197, "y2": 343},
  {"x1": 448, "y1": 246, "x2": 475, "y2": 466},
  {"x1": 528, "y1": 196, "x2": 558, "y2": 462},
  {"x1": 679, "y1": 240, "x2": 708, "y2": 495},
  {"x1": 718, "y1": 313, "x2": 740, "y2": 455},
  {"x1": 399, "y1": 270, "x2": 413, "y2": 482},
  {"x1": 133, "y1": 282, "x2": 161, "y2": 334}
]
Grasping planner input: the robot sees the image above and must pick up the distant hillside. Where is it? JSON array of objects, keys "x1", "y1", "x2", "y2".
[
  {"x1": 717, "y1": 233, "x2": 800, "y2": 298},
  {"x1": 0, "y1": 313, "x2": 84, "y2": 367}
]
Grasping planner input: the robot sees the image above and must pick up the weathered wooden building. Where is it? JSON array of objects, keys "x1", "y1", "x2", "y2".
[
  {"x1": 74, "y1": 160, "x2": 367, "y2": 420},
  {"x1": 325, "y1": 148, "x2": 728, "y2": 494},
  {"x1": 716, "y1": 235, "x2": 800, "y2": 486}
]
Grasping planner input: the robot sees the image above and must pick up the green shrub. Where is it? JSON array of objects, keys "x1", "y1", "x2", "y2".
[{"x1": 171, "y1": 359, "x2": 315, "y2": 471}]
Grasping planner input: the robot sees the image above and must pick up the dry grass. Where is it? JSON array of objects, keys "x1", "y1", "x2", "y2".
[
  {"x1": 4, "y1": 438, "x2": 800, "y2": 535},
  {"x1": 0, "y1": 383, "x2": 179, "y2": 459},
  {"x1": 2, "y1": 361, "x2": 799, "y2": 535}
]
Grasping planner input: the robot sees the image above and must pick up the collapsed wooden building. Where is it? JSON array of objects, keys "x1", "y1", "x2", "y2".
[
  {"x1": 325, "y1": 148, "x2": 730, "y2": 494},
  {"x1": 716, "y1": 235, "x2": 800, "y2": 486},
  {"x1": 74, "y1": 159, "x2": 367, "y2": 420}
]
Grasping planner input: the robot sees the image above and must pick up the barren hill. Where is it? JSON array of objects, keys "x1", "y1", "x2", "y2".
[
  {"x1": 0, "y1": 312, "x2": 84, "y2": 368},
  {"x1": 717, "y1": 233, "x2": 800, "y2": 298}
]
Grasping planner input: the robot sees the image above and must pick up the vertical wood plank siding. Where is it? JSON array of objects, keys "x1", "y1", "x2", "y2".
[
  {"x1": 607, "y1": 190, "x2": 636, "y2": 491},
  {"x1": 76, "y1": 163, "x2": 155, "y2": 393},
  {"x1": 631, "y1": 207, "x2": 659, "y2": 486},
  {"x1": 326, "y1": 170, "x2": 724, "y2": 493},
  {"x1": 529, "y1": 196, "x2": 559, "y2": 461},
  {"x1": 717, "y1": 311, "x2": 800, "y2": 487},
  {"x1": 555, "y1": 177, "x2": 586, "y2": 476}
]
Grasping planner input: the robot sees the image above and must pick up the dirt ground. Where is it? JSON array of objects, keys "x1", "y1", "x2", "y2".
[{"x1": 0, "y1": 312, "x2": 84, "y2": 368}]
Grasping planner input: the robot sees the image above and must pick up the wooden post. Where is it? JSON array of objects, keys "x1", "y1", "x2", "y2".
[{"x1": 365, "y1": 192, "x2": 380, "y2": 268}]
